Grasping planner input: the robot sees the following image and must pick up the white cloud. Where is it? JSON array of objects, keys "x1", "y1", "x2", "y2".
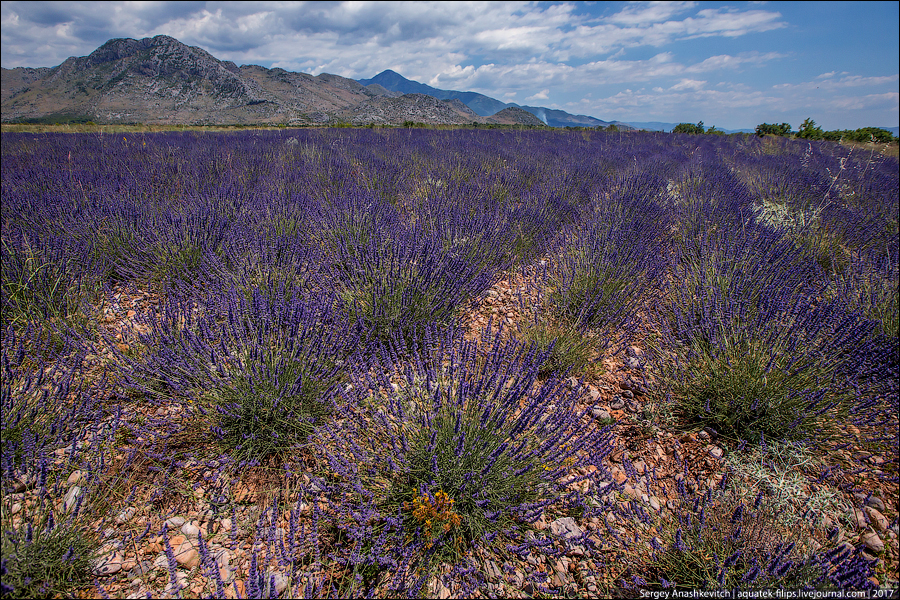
[
  {"x1": 670, "y1": 79, "x2": 706, "y2": 91},
  {"x1": 525, "y1": 89, "x2": 550, "y2": 101}
]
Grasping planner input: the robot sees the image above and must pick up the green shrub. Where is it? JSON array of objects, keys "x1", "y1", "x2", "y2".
[
  {"x1": 667, "y1": 340, "x2": 853, "y2": 445},
  {"x1": 516, "y1": 317, "x2": 598, "y2": 378},
  {"x1": 646, "y1": 480, "x2": 841, "y2": 590},
  {"x1": 550, "y1": 268, "x2": 630, "y2": 329},
  {"x1": 0, "y1": 512, "x2": 100, "y2": 598},
  {"x1": 1, "y1": 239, "x2": 99, "y2": 333},
  {"x1": 210, "y1": 352, "x2": 338, "y2": 463}
]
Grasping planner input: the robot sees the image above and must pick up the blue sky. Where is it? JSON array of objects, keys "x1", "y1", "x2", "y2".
[{"x1": 2, "y1": 1, "x2": 897, "y2": 130}]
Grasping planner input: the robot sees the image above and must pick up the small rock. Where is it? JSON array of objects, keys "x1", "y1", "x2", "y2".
[
  {"x1": 610, "y1": 397, "x2": 625, "y2": 410},
  {"x1": 265, "y1": 571, "x2": 288, "y2": 596},
  {"x1": 625, "y1": 356, "x2": 643, "y2": 369},
  {"x1": 215, "y1": 549, "x2": 232, "y2": 570},
  {"x1": 707, "y1": 445, "x2": 724, "y2": 459},
  {"x1": 592, "y1": 408, "x2": 611, "y2": 421},
  {"x1": 94, "y1": 551, "x2": 123, "y2": 576},
  {"x1": 649, "y1": 496, "x2": 661, "y2": 512},
  {"x1": 865, "y1": 508, "x2": 889, "y2": 533},
  {"x1": 199, "y1": 509, "x2": 216, "y2": 522},
  {"x1": 165, "y1": 516, "x2": 186, "y2": 529},
  {"x1": 620, "y1": 389, "x2": 634, "y2": 399},
  {"x1": 153, "y1": 554, "x2": 171, "y2": 571},
  {"x1": 862, "y1": 531, "x2": 884, "y2": 554},
  {"x1": 220, "y1": 517, "x2": 233, "y2": 532},
  {"x1": 484, "y1": 559, "x2": 502, "y2": 582},
  {"x1": 854, "y1": 494, "x2": 886, "y2": 512},
  {"x1": 63, "y1": 485, "x2": 83, "y2": 513},
  {"x1": 127, "y1": 560, "x2": 154, "y2": 579},
  {"x1": 550, "y1": 517, "x2": 583, "y2": 541},
  {"x1": 10, "y1": 503, "x2": 22, "y2": 515},
  {"x1": 181, "y1": 521, "x2": 201, "y2": 538},
  {"x1": 220, "y1": 565, "x2": 234, "y2": 584},
  {"x1": 225, "y1": 580, "x2": 246, "y2": 600},
  {"x1": 165, "y1": 571, "x2": 189, "y2": 596},
  {"x1": 860, "y1": 550, "x2": 879, "y2": 563},
  {"x1": 174, "y1": 539, "x2": 200, "y2": 569},
  {"x1": 67, "y1": 470, "x2": 84, "y2": 485},
  {"x1": 622, "y1": 484, "x2": 640, "y2": 500},
  {"x1": 115, "y1": 507, "x2": 136, "y2": 525}
]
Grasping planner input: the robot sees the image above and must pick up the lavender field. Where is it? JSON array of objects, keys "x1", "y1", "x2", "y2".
[{"x1": 1, "y1": 128, "x2": 897, "y2": 598}]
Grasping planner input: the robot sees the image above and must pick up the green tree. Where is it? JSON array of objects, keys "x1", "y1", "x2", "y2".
[
  {"x1": 673, "y1": 121, "x2": 705, "y2": 134},
  {"x1": 851, "y1": 127, "x2": 895, "y2": 143},
  {"x1": 797, "y1": 118, "x2": 824, "y2": 140},
  {"x1": 755, "y1": 122, "x2": 792, "y2": 137}
]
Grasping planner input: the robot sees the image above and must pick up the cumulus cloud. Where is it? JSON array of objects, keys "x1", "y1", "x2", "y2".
[
  {"x1": 1, "y1": 0, "x2": 787, "y2": 71},
  {"x1": 525, "y1": 89, "x2": 550, "y2": 101}
]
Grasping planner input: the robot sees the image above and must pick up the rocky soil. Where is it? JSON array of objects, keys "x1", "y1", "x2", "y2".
[{"x1": 6, "y1": 252, "x2": 896, "y2": 599}]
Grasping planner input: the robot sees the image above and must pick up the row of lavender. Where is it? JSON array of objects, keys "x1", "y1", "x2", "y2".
[{"x1": 2, "y1": 129, "x2": 896, "y2": 596}]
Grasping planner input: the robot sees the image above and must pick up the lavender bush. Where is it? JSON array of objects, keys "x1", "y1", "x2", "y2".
[
  {"x1": 117, "y1": 285, "x2": 359, "y2": 463},
  {"x1": 643, "y1": 472, "x2": 876, "y2": 590},
  {"x1": 316, "y1": 325, "x2": 615, "y2": 591},
  {"x1": 1, "y1": 325, "x2": 118, "y2": 599},
  {"x1": 651, "y1": 224, "x2": 877, "y2": 445},
  {"x1": 0, "y1": 233, "x2": 101, "y2": 334}
]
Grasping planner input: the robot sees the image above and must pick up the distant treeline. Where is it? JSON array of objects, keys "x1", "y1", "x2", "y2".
[
  {"x1": 755, "y1": 119, "x2": 896, "y2": 143},
  {"x1": 670, "y1": 119, "x2": 897, "y2": 143}
]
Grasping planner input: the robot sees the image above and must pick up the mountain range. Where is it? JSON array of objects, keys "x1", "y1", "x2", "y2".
[
  {"x1": 1, "y1": 35, "x2": 598, "y2": 128},
  {"x1": 356, "y1": 69, "x2": 632, "y2": 129}
]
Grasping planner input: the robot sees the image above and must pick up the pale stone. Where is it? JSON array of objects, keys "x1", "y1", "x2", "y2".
[
  {"x1": 550, "y1": 517, "x2": 583, "y2": 541},
  {"x1": 862, "y1": 531, "x2": 885, "y2": 554},
  {"x1": 153, "y1": 555, "x2": 171, "y2": 571},
  {"x1": 174, "y1": 539, "x2": 200, "y2": 569},
  {"x1": 865, "y1": 507, "x2": 889, "y2": 533},
  {"x1": 181, "y1": 521, "x2": 201, "y2": 538},
  {"x1": 165, "y1": 516, "x2": 185, "y2": 529},
  {"x1": 115, "y1": 507, "x2": 136, "y2": 525},
  {"x1": 94, "y1": 551, "x2": 123, "y2": 576},
  {"x1": 63, "y1": 485, "x2": 83, "y2": 513},
  {"x1": 67, "y1": 470, "x2": 84, "y2": 485}
]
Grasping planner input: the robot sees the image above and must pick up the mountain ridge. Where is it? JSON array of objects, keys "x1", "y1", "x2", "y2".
[
  {"x1": 356, "y1": 69, "x2": 633, "y2": 129},
  {"x1": 1, "y1": 36, "x2": 558, "y2": 127}
]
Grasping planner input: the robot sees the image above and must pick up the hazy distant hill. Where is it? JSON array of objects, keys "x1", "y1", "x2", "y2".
[
  {"x1": 357, "y1": 69, "x2": 630, "y2": 129},
  {"x1": 624, "y1": 121, "x2": 754, "y2": 134}
]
